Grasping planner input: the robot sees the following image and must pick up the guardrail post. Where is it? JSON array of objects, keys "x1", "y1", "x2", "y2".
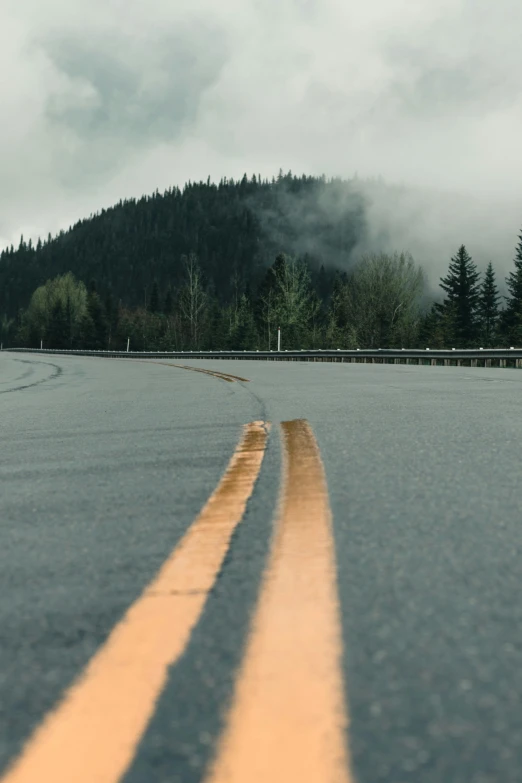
[
  {"x1": 431, "y1": 358, "x2": 436, "y2": 366},
  {"x1": 471, "y1": 359, "x2": 477, "y2": 367},
  {"x1": 485, "y1": 359, "x2": 491, "y2": 368}
]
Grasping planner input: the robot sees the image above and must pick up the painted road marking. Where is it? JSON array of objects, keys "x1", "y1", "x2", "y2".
[
  {"x1": 0, "y1": 421, "x2": 269, "y2": 783},
  {"x1": 205, "y1": 418, "x2": 354, "y2": 783}
]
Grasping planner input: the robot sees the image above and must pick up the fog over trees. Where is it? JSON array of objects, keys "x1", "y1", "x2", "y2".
[{"x1": 1, "y1": 172, "x2": 521, "y2": 351}]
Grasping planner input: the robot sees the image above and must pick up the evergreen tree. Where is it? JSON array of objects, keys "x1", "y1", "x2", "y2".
[
  {"x1": 501, "y1": 230, "x2": 522, "y2": 345},
  {"x1": 149, "y1": 280, "x2": 160, "y2": 313},
  {"x1": 477, "y1": 262, "x2": 500, "y2": 347},
  {"x1": 307, "y1": 289, "x2": 324, "y2": 348},
  {"x1": 316, "y1": 264, "x2": 330, "y2": 302},
  {"x1": 64, "y1": 294, "x2": 74, "y2": 348},
  {"x1": 0, "y1": 314, "x2": 14, "y2": 348},
  {"x1": 163, "y1": 286, "x2": 174, "y2": 316},
  {"x1": 436, "y1": 245, "x2": 480, "y2": 346},
  {"x1": 206, "y1": 298, "x2": 229, "y2": 350},
  {"x1": 78, "y1": 312, "x2": 97, "y2": 349},
  {"x1": 105, "y1": 291, "x2": 119, "y2": 349},
  {"x1": 47, "y1": 300, "x2": 69, "y2": 349},
  {"x1": 82, "y1": 289, "x2": 108, "y2": 349},
  {"x1": 324, "y1": 272, "x2": 346, "y2": 347},
  {"x1": 418, "y1": 302, "x2": 451, "y2": 348},
  {"x1": 229, "y1": 294, "x2": 258, "y2": 350},
  {"x1": 417, "y1": 304, "x2": 439, "y2": 347}
]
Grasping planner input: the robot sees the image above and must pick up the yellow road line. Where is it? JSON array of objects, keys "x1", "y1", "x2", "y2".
[
  {"x1": 1, "y1": 421, "x2": 269, "y2": 783},
  {"x1": 204, "y1": 418, "x2": 354, "y2": 783}
]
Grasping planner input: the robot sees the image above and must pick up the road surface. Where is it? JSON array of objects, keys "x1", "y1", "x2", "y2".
[{"x1": 1, "y1": 352, "x2": 522, "y2": 783}]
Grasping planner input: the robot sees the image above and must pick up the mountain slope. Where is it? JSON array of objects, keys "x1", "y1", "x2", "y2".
[{"x1": 0, "y1": 172, "x2": 368, "y2": 319}]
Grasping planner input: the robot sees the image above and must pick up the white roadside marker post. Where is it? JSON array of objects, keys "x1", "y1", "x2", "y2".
[
  {"x1": 277, "y1": 326, "x2": 281, "y2": 352},
  {"x1": 127, "y1": 338, "x2": 130, "y2": 353}
]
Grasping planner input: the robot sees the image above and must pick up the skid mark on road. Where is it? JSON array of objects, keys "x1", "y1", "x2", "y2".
[
  {"x1": 134, "y1": 359, "x2": 250, "y2": 383},
  {"x1": 0, "y1": 359, "x2": 62, "y2": 394},
  {"x1": 0, "y1": 366, "x2": 33, "y2": 386},
  {"x1": 0, "y1": 421, "x2": 268, "y2": 783},
  {"x1": 205, "y1": 419, "x2": 355, "y2": 783}
]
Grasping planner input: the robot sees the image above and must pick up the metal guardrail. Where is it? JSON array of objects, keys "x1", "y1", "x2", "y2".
[{"x1": 4, "y1": 347, "x2": 522, "y2": 367}]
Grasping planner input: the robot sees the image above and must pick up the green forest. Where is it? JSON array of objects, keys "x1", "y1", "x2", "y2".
[{"x1": 1, "y1": 171, "x2": 521, "y2": 351}]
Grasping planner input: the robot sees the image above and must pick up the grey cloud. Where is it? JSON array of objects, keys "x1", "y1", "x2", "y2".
[
  {"x1": 2, "y1": 0, "x2": 522, "y2": 282},
  {"x1": 37, "y1": 22, "x2": 228, "y2": 185},
  {"x1": 382, "y1": 52, "x2": 520, "y2": 121},
  {"x1": 44, "y1": 30, "x2": 227, "y2": 142},
  {"x1": 396, "y1": 65, "x2": 496, "y2": 116}
]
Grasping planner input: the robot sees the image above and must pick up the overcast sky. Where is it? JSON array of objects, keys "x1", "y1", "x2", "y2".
[{"x1": 2, "y1": 0, "x2": 522, "y2": 279}]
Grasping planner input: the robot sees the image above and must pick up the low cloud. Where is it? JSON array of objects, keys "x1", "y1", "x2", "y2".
[{"x1": 1, "y1": 0, "x2": 522, "y2": 283}]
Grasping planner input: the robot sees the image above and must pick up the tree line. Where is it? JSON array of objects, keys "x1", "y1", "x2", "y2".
[
  {"x1": 0, "y1": 172, "x2": 365, "y2": 322},
  {"x1": 4, "y1": 233, "x2": 522, "y2": 351},
  {"x1": 1, "y1": 171, "x2": 522, "y2": 351}
]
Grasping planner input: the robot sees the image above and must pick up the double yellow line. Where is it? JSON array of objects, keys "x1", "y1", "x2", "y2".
[{"x1": 2, "y1": 420, "x2": 355, "y2": 783}]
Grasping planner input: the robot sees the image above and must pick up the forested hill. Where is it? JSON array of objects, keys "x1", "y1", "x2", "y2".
[
  {"x1": 4, "y1": 170, "x2": 521, "y2": 352},
  {"x1": 0, "y1": 172, "x2": 368, "y2": 319}
]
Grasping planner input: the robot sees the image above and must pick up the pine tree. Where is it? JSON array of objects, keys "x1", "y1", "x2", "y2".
[
  {"x1": 47, "y1": 300, "x2": 69, "y2": 349},
  {"x1": 81, "y1": 290, "x2": 108, "y2": 349},
  {"x1": 501, "y1": 230, "x2": 522, "y2": 344},
  {"x1": 149, "y1": 280, "x2": 160, "y2": 313},
  {"x1": 206, "y1": 299, "x2": 229, "y2": 350},
  {"x1": 436, "y1": 245, "x2": 481, "y2": 346},
  {"x1": 0, "y1": 314, "x2": 14, "y2": 348},
  {"x1": 64, "y1": 294, "x2": 74, "y2": 348},
  {"x1": 105, "y1": 291, "x2": 119, "y2": 349},
  {"x1": 229, "y1": 294, "x2": 258, "y2": 350},
  {"x1": 418, "y1": 302, "x2": 456, "y2": 348},
  {"x1": 163, "y1": 286, "x2": 174, "y2": 316},
  {"x1": 417, "y1": 304, "x2": 439, "y2": 347},
  {"x1": 477, "y1": 262, "x2": 500, "y2": 347},
  {"x1": 315, "y1": 264, "x2": 331, "y2": 303}
]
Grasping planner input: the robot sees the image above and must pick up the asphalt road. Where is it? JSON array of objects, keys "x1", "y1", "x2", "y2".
[{"x1": 2, "y1": 352, "x2": 522, "y2": 782}]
